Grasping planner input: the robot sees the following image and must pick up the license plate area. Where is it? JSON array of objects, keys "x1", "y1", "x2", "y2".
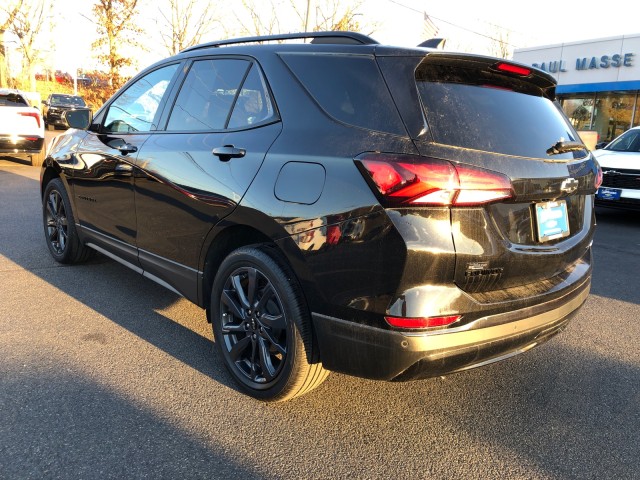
[
  {"x1": 535, "y1": 200, "x2": 570, "y2": 242},
  {"x1": 596, "y1": 187, "x2": 621, "y2": 200}
]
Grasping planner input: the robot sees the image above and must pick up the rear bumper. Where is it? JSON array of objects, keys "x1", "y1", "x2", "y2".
[
  {"x1": 312, "y1": 271, "x2": 590, "y2": 381},
  {"x1": 0, "y1": 136, "x2": 44, "y2": 155}
]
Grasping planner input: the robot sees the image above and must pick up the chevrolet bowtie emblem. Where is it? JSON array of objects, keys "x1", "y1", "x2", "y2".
[{"x1": 560, "y1": 177, "x2": 579, "y2": 194}]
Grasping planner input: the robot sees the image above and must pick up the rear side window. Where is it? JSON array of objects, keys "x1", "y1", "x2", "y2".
[
  {"x1": 281, "y1": 53, "x2": 406, "y2": 136},
  {"x1": 417, "y1": 76, "x2": 582, "y2": 159},
  {"x1": 0, "y1": 93, "x2": 28, "y2": 107},
  {"x1": 167, "y1": 59, "x2": 250, "y2": 131},
  {"x1": 227, "y1": 64, "x2": 276, "y2": 129}
]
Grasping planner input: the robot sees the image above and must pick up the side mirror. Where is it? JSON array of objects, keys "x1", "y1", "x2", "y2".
[{"x1": 63, "y1": 108, "x2": 93, "y2": 130}]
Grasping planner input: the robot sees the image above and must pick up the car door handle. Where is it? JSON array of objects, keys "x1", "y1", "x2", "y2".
[
  {"x1": 114, "y1": 163, "x2": 133, "y2": 176},
  {"x1": 212, "y1": 145, "x2": 246, "y2": 162}
]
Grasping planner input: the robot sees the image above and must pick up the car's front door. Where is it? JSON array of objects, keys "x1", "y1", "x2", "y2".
[
  {"x1": 133, "y1": 58, "x2": 282, "y2": 300},
  {"x1": 70, "y1": 64, "x2": 180, "y2": 266}
]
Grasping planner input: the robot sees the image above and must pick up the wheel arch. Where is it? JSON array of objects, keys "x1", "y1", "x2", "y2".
[
  {"x1": 199, "y1": 220, "x2": 322, "y2": 322},
  {"x1": 40, "y1": 165, "x2": 61, "y2": 198}
]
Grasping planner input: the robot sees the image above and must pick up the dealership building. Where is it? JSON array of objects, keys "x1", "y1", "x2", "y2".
[{"x1": 513, "y1": 33, "x2": 640, "y2": 144}]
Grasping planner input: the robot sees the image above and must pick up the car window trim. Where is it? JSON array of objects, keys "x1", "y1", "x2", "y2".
[
  {"x1": 160, "y1": 57, "x2": 250, "y2": 132},
  {"x1": 157, "y1": 54, "x2": 281, "y2": 133}
]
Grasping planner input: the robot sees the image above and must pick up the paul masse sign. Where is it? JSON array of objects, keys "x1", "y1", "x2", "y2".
[{"x1": 512, "y1": 34, "x2": 640, "y2": 94}]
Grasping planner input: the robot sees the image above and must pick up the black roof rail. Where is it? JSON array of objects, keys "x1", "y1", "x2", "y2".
[{"x1": 181, "y1": 31, "x2": 379, "y2": 53}]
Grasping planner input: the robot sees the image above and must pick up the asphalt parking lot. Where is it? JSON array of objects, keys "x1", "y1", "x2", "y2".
[{"x1": 1, "y1": 156, "x2": 639, "y2": 479}]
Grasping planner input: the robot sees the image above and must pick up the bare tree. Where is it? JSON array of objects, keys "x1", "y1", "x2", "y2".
[
  {"x1": 8, "y1": 0, "x2": 52, "y2": 91},
  {"x1": 235, "y1": 0, "x2": 281, "y2": 37},
  {"x1": 311, "y1": 0, "x2": 364, "y2": 32},
  {"x1": 234, "y1": 0, "x2": 368, "y2": 38},
  {"x1": 489, "y1": 26, "x2": 512, "y2": 59},
  {"x1": 89, "y1": 0, "x2": 142, "y2": 89},
  {"x1": 159, "y1": 0, "x2": 221, "y2": 55},
  {"x1": 0, "y1": 1, "x2": 24, "y2": 88}
]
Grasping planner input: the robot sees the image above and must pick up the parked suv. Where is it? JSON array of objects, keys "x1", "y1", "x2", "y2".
[
  {"x1": 42, "y1": 93, "x2": 87, "y2": 130},
  {"x1": 593, "y1": 126, "x2": 640, "y2": 210},
  {"x1": 40, "y1": 32, "x2": 601, "y2": 401},
  {"x1": 0, "y1": 88, "x2": 45, "y2": 165}
]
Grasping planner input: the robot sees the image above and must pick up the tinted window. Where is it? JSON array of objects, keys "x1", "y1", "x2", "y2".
[
  {"x1": 281, "y1": 53, "x2": 406, "y2": 136},
  {"x1": 104, "y1": 64, "x2": 178, "y2": 133},
  {"x1": 228, "y1": 64, "x2": 276, "y2": 129},
  {"x1": 417, "y1": 81, "x2": 583, "y2": 159},
  {"x1": 0, "y1": 93, "x2": 28, "y2": 106},
  {"x1": 167, "y1": 59, "x2": 249, "y2": 131},
  {"x1": 50, "y1": 95, "x2": 86, "y2": 107},
  {"x1": 606, "y1": 129, "x2": 640, "y2": 152}
]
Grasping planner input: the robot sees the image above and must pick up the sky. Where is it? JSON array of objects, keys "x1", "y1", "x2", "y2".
[{"x1": 5, "y1": 0, "x2": 640, "y2": 76}]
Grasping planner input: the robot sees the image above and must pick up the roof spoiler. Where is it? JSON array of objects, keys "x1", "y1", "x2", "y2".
[{"x1": 418, "y1": 38, "x2": 446, "y2": 49}]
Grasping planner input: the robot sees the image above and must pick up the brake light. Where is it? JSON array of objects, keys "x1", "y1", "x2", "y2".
[
  {"x1": 495, "y1": 62, "x2": 531, "y2": 76},
  {"x1": 385, "y1": 315, "x2": 461, "y2": 329},
  {"x1": 19, "y1": 111, "x2": 41, "y2": 129},
  {"x1": 356, "y1": 153, "x2": 513, "y2": 207},
  {"x1": 595, "y1": 164, "x2": 603, "y2": 189}
]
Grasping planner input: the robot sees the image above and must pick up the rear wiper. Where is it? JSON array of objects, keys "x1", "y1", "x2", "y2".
[{"x1": 546, "y1": 141, "x2": 585, "y2": 156}]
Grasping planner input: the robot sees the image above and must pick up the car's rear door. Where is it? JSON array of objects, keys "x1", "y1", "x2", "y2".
[{"x1": 133, "y1": 57, "x2": 282, "y2": 300}]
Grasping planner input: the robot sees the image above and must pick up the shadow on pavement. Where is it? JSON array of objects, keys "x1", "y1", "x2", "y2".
[{"x1": 0, "y1": 372, "x2": 263, "y2": 479}]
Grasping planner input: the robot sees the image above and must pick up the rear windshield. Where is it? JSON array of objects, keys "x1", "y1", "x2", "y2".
[
  {"x1": 0, "y1": 93, "x2": 28, "y2": 107},
  {"x1": 417, "y1": 80, "x2": 584, "y2": 159},
  {"x1": 281, "y1": 53, "x2": 406, "y2": 136}
]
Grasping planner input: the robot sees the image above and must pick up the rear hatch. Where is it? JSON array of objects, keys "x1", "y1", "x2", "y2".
[
  {"x1": 375, "y1": 50, "x2": 600, "y2": 295},
  {"x1": 0, "y1": 92, "x2": 44, "y2": 146}
]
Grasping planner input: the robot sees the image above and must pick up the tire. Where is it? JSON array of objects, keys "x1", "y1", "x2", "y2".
[
  {"x1": 210, "y1": 245, "x2": 329, "y2": 402},
  {"x1": 31, "y1": 149, "x2": 45, "y2": 167},
  {"x1": 42, "y1": 178, "x2": 93, "y2": 264}
]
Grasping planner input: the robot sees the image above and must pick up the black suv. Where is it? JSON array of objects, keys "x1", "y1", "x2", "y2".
[
  {"x1": 40, "y1": 32, "x2": 601, "y2": 401},
  {"x1": 42, "y1": 93, "x2": 87, "y2": 130}
]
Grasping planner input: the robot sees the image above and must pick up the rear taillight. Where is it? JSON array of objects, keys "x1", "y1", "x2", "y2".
[
  {"x1": 595, "y1": 164, "x2": 603, "y2": 189},
  {"x1": 19, "y1": 111, "x2": 41, "y2": 129},
  {"x1": 356, "y1": 153, "x2": 513, "y2": 207},
  {"x1": 385, "y1": 315, "x2": 461, "y2": 329}
]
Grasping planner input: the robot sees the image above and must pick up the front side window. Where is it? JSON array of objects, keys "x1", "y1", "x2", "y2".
[
  {"x1": 167, "y1": 59, "x2": 250, "y2": 131},
  {"x1": 103, "y1": 64, "x2": 178, "y2": 133}
]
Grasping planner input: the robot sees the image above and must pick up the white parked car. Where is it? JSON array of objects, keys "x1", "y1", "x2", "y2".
[
  {"x1": 0, "y1": 89, "x2": 45, "y2": 166},
  {"x1": 593, "y1": 126, "x2": 640, "y2": 210}
]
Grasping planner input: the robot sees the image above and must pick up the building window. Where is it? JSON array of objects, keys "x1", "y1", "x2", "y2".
[
  {"x1": 593, "y1": 92, "x2": 636, "y2": 142},
  {"x1": 561, "y1": 96, "x2": 595, "y2": 132}
]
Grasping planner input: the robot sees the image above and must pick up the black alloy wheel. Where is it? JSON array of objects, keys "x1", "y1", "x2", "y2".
[
  {"x1": 211, "y1": 246, "x2": 328, "y2": 401},
  {"x1": 220, "y1": 266, "x2": 288, "y2": 384},
  {"x1": 45, "y1": 188, "x2": 68, "y2": 255},
  {"x1": 42, "y1": 179, "x2": 92, "y2": 264}
]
